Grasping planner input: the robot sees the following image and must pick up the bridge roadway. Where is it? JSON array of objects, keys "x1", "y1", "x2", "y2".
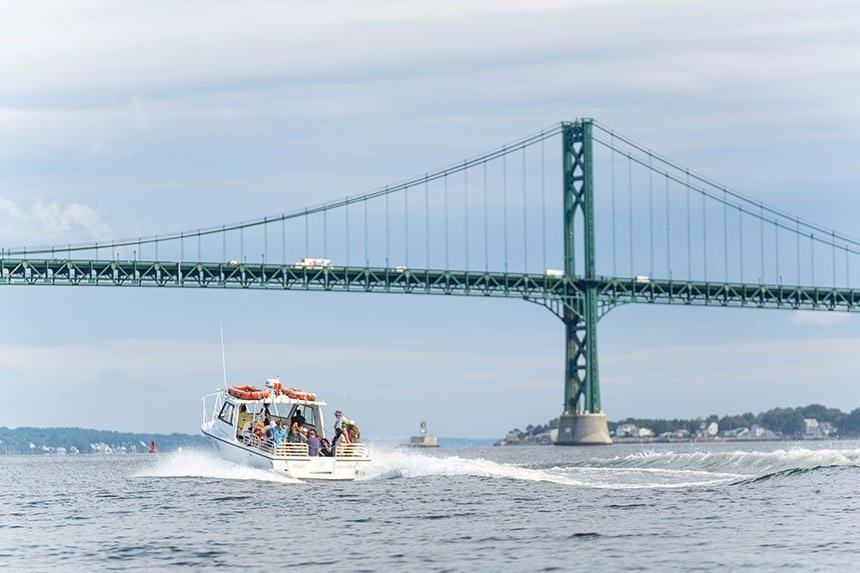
[{"x1": 2, "y1": 258, "x2": 859, "y2": 314}]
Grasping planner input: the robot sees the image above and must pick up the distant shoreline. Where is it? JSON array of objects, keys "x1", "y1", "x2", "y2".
[
  {"x1": 0, "y1": 427, "x2": 499, "y2": 455},
  {"x1": 0, "y1": 426, "x2": 207, "y2": 455}
]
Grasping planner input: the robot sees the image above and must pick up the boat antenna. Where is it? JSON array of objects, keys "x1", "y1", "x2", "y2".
[{"x1": 219, "y1": 321, "x2": 229, "y2": 390}]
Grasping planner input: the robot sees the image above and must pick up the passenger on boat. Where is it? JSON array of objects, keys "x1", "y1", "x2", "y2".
[
  {"x1": 291, "y1": 408, "x2": 306, "y2": 428},
  {"x1": 344, "y1": 420, "x2": 360, "y2": 443},
  {"x1": 256, "y1": 417, "x2": 274, "y2": 439},
  {"x1": 237, "y1": 405, "x2": 253, "y2": 436},
  {"x1": 319, "y1": 437, "x2": 333, "y2": 457},
  {"x1": 287, "y1": 422, "x2": 306, "y2": 443},
  {"x1": 332, "y1": 410, "x2": 345, "y2": 450},
  {"x1": 306, "y1": 429, "x2": 321, "y2": 456},
  {"x1": 253, "y1": 418, "x2": 267, "y2": 437},
  {"x1": 271, "y1": 419, "x2": 287, "y2": 445}
]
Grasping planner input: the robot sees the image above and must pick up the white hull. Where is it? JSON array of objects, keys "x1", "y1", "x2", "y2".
[{"x1": 202, "y1": 428, "x2": 367, "y2": 481}]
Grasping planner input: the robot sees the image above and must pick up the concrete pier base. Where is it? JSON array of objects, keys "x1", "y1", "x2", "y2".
[{"x1": 554, "y1": 412, "x2": 612, "y2": 445}]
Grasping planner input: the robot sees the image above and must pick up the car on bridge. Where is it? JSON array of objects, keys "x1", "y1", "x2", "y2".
[{"x1": 294, "y1": 257, "x2": 332, "y2": 269}]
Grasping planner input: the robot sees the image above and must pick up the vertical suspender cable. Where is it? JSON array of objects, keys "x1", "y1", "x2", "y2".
[
  {"x1": 180, "y1": 232, "x2": 184, "y2": 262},
  {"x1": 345, "y1": 199, "x2": 350, "y2": 267},
  {"x1": 502, "y1": 148, "x2": 508, "y2": 273},
  {"x1": 701, "y1": 191, "x2": 707, "y2": 282},
  {"x1": 483, "y1": 162, "x2": 489, "y2": 272},
  {"x1": 444, "y1": 174, "x2": 449, "y2": 269},
  {"x1": 723, "y1": 191, "x2": 728, "y2": 283},
  {"x1": 304, "y1": 210, "x2": 309, "y2": 257},
  {"x1": 281, "y1": 217, "x2": 285, "y2": 265},
  {"x1": 611, "y1": 137, "x2": 617, "y2": 275},
  {"x1": 503, "y1": 150, "x2": 508, "y2": 273},
  {"x1": 832, "y1": 231, "x2": 837, "y2": 287},
  {"x1": 685, "y1": 172, "x2": 691, "y2": 279},
  {"x1": 155, "y1": 235, "x2": 159, "y2": 260},
  {"x1": 522, "y1": 146, "x2": 528, "y2": 273},
  {"x1": 240, "y1": 226, "x2": 244, "y2": 263},
  {"x1": 665, "y1": 174, "x2": 671, "y2": 278},
  {"x1": 385, "y1": 189, "x2": 390, "y2": 266},
  {"x1": 648, "y1": 154, "x2": 654, "y2": 277},
  {"x1": 323, "y1": 207, "x2": 328, "y2": 260},
  {"x1": 810, "y1": 233, "x2": 815, "y2": 285},
  {"x1": 774, "y1": 220, "x2": 780, "y2": 284},
  {"x1": 738, "y1": 206, "x2": 744, "y2": 283},
  {"x1": 464, "y1": 164, "x2": 469, "y2": 270},
  {"x1": 424, "y1": 176, "x2": 429, "y2": 268},
  {"x1": 404, "y1": 186, "x2": 409, "y2": 267},
  {"x1": 198, "y1": 230, "x2": 202, "y2": 262},
  {"x1": 796, "y1": 219, "x2": 801, "y2": 285},
  {"x1": 541, "y1": 136, "x2": 546, "y2": 272},
  {"x1": 222, "y1": 226, "x2": 226, "y2": 262},
  {"x1": 759, "y1": 204, "x2": 764, "y2": 283},
  {"x1": 628, "y1": 155, "x2": 634, "y2": 276},
  {"x1": 364, "y1": 198, "x2": 369, "y2": 266},
  {"x1": 846, "y1": 247, "x2": 850, "y2": 289},
  {"x1": 263, "y1": 220, "x2": 267, "y2": 264}
]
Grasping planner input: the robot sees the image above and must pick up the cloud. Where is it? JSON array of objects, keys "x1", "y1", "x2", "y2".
[
  {"x1": 790, "y1": 312, "x2": 850, "y2": 327},
  {"x1": 0, "y1": 197, "x2": 111, "y2": 248}
]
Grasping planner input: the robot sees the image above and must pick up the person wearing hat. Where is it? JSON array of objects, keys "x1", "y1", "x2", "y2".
[{"x1": 331, "y1": 410, "x2": 350, "y2": 452}]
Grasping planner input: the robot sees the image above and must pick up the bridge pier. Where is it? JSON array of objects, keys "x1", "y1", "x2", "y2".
[{"x1": 555, "y1": 412, "x2": 611, "y2": 445}]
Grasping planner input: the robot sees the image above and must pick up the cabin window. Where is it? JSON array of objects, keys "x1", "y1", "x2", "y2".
[
  {"x1": 218, "y1": 402, "x2": 235, "y2": 425},
  {"x1": 292, "y1": 405, "x2": 316, "y2": 427}
]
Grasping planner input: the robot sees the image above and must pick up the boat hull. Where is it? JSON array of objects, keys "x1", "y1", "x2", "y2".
[{"x1": 202, "y1": 430, "x2": 367, "y2": 481}]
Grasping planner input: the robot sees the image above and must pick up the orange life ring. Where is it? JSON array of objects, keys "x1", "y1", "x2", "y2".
[
  {"x1": 228, "y1": 385, "x2": 270, "y2": 401},
  {"x1": 283, "y1": 389, "x2": 316, "y2": 401}
]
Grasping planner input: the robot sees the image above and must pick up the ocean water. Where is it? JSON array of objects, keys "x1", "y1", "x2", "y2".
[{"x1": 1, "y1": 440, "x2": 858, "y2": 571}]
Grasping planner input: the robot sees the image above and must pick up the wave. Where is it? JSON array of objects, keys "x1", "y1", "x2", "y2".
[
  {"x1": 575, "y1": 447, "x2": 860, "y2": 477},
  {"x1": 133, "y1": 449, "x2": 303, "y2": 484},
  {"x1": 732, "y1": 464, "x2": 860, "y2": 485},
  {"x1": 359, "y1": 448, "x2": 737, "y2": 489}
]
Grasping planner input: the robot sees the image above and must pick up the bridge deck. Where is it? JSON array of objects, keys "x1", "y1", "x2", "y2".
[{"x1": 1, "y1": 259, "x2": 858, "y2": 313}]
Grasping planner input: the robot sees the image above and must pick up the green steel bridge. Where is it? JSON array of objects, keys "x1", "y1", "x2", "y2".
[{"x1": 3, "y1": 120, "x2": 858, "y2": 443}]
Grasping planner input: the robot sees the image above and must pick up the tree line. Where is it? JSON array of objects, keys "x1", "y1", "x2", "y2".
[
  {"x1": 0, "y1": 426, "x2": 208, "y2": 454},
  {"x1": 514, "y1": 404, "x2": 860, "y2": 438}
]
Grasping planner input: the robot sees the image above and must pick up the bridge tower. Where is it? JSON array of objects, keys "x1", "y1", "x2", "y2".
[{"x1": 555, "y1": 119, "x2": 612, "y2": 445}]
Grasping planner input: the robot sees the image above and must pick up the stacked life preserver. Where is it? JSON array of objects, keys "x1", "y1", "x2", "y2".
[
  {"x1": 228, "y1": 385, "x2": 270, "y2": 401},
  {"x1": 274, "y1": 386, "x2": 317, "y2": 401}
]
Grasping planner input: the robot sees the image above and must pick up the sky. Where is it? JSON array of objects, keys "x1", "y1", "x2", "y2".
[{"x1": 1, "y1": 0, "x2": 860, "y2": 438}]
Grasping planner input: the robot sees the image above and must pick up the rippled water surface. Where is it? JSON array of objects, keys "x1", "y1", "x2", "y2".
[{"x1": 2, "y1": 440, "x2": 859, "y2": 571}]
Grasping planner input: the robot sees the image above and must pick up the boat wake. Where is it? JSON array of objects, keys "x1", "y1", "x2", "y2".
[
  {"x1": 575, "y1": 447, "x2": 860, "y2": 476},
  {"x1": 133, "y1": 446, "x2": 860, "y2": 489},
  {"x1": 359, "y1": 448, "x2": 740, "y2": 489},
  {"x1": 134, "y1": 449, "x2": 302, "y2": 484}
]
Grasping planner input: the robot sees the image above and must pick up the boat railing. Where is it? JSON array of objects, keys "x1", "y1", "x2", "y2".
[
  {"x1": 240, "y1": 433, "x2": 369, "y2": 460},
  {"x1": 274, "y1": 442, "x2": 311, "y2": 457},
  {"x1": 241, "y1": 433, "x2": 310, "y2": 458},
  {"x1": 334, "y1": 442, "x2": 369, "y2": 459},
  {"x1": 201, "y1": 392, "x2": 223, "y2": 425}
]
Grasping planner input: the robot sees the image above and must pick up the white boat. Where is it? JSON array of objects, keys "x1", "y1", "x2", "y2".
[{"x1": 201, "y1": 382, "x2": 370, "y2": 481}]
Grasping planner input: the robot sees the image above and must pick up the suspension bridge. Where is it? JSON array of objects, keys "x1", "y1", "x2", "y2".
[{"x1": 3, "y1": 119, "x2": 858, "y2": 444}]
